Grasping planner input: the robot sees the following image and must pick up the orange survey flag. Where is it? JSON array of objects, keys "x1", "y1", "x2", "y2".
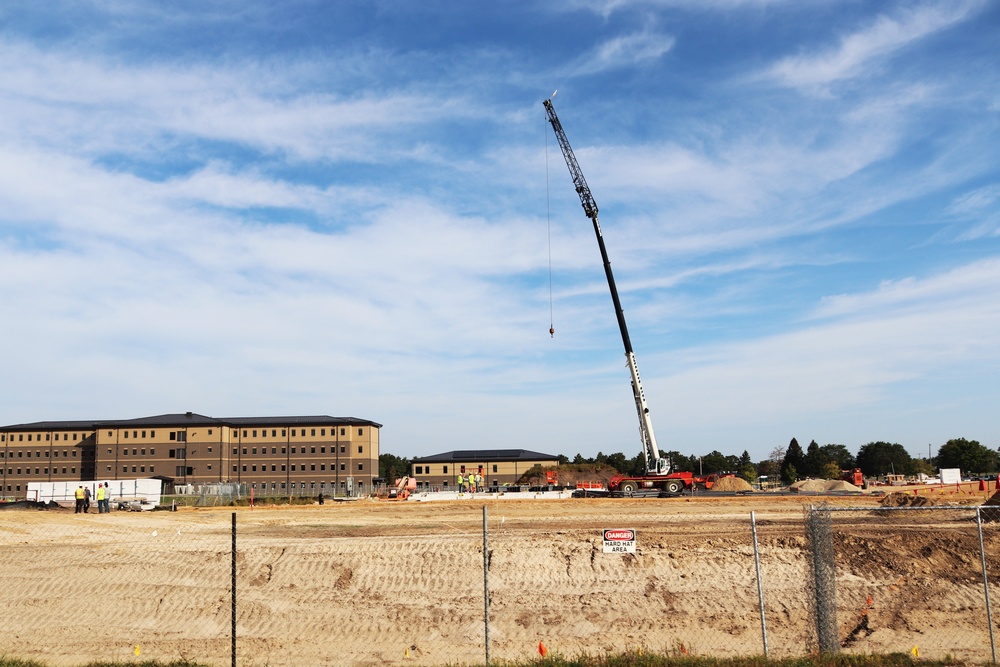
[{"x1": 538, "y1": 641, "x2": 548, "y2": 657}]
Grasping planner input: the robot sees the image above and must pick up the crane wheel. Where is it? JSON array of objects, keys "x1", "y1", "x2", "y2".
[
  {"x1": 619, "y1": 481, "x2": 638, "y2": 496},
  {"x1": 665, "y1": 480, "x2": 683, "y2": 495}
]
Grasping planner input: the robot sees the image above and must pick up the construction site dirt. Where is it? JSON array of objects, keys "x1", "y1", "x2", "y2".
[{"x1": 1, "y1": 489, "x2": 998, "y2": 667}]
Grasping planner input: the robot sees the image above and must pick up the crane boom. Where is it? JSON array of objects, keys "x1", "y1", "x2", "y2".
[{"x1": 543, "y1": 98, "x2": 670, "y2": 477}]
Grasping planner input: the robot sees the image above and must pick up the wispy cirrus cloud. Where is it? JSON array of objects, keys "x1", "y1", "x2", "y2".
[
  {"x1": 763, "y1": 2, "x2": 983, "y2": 91},
  {"x1": 566, "y1": 29, "x2": 675, "y2": 76}
]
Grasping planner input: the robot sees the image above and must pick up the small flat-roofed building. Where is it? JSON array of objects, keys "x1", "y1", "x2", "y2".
[{"x1": 409, "y1": 449, "x2": 560, "y2": 491}]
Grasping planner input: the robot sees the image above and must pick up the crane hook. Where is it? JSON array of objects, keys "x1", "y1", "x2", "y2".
[{"x1": 549, "y1": 326, "x2": 555, "y2": 338}]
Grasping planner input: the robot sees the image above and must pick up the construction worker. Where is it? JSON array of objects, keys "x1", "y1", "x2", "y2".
[
  {"x1": 96, "y1": 484, "x2": 106, "y2": 514},
  {"x1": 74, "y1": 486, "x2": 85, "y2": 513},
  {"x1": 456, "y1": 473, "x2": 465, "y2": 493}
]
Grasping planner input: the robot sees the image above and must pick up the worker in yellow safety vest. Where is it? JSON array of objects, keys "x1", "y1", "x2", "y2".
[
  {"x1": 456, "y1": 474, "x2": 465, "y2": 493},
  {"x1": 96, "y1": 484, "x2": 106, "y2": 514},
  {"x1": 74, "y1": 486, "x2": 86, "y2": 514}
]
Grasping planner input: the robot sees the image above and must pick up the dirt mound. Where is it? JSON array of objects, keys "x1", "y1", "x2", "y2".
[
  {"x1": 790, "y1": 479, "x2": 861, "y2": 493},
  {"x1": 711, "y1": 476, "x2": 753, "y2": 492},
  {"x1": 790, "y1": 479, "x2": 829, "y2": 493},
  {"x1": 879, "y1": 492, "x2": 938, "y2": 507}
]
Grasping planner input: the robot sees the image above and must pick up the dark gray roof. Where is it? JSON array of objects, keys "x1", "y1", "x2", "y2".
[
  {"x1": 411, "y1": 449, "x2": 559, "y2": 463},
  {"x1": 2, "y1": 413, "x2": 382, "y2": 431},
  {"x1": 226, "y1": 416, "x2": 382, "y2": 428}
]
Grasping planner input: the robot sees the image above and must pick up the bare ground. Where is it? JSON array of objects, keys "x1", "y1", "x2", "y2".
[{"x1": 1, "y1": 490, "x2": 997, "y2": 667}]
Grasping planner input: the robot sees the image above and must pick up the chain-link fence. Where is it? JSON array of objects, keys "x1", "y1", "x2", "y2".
[{"x1": 1, "y1": 501, "x2": 997, "y2": 666}]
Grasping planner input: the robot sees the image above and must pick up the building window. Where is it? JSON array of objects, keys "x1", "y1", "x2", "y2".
[
  {"x1": 141, "y1": 431, "x2": 147, "y2": 438},
  {"x1": 493, "y1": 465, "x2": 498, "y2": 473},
  {"x1": 124, "y1": 432, "x2": 129, "y2": 439},
  {"x1": 443, "y1": 466, "x2": 448, "y2": 474},
  {"x1": 233, "y1": 465, "x2": 238, "y2": 472},
  {"x1": 311, "y1": 429, "x2": 316, "y2": 436},
  {"x1": 340, "y1": 464, "x2": 346, "y2": 471},
  {"x1": 311, "y1": 447, "x2": 316, "y2": 454},
  {"x1": 123, "y1": 449, "x2": 128, "y2": 456},
  {"x1": 357, "y1": 463, "x2": 363, "y2": 471},
  {"x1": 321, "y1": 429, "x2": 326, "y2": 436},
  {"x1": 358, "y1": 446, "x2": 362, "y2": 454},
  {"x1": 415, "y1": 466, "x2": 423, "y2": 474},
  {"x1": 291, "y1": 429, "x2": 296, "y2": 437},
  {"x1": 253, "y1": 430, "x2": 257, "y2": 438},
  {"x1": 207, "y1": 429, "x2": 212, "y2": 435},
  {"x1": 341, "y1": 428, "x2": 346, "y2": 436}
]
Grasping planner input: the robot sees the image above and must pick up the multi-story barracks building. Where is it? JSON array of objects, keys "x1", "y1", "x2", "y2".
[{"x1": 0, "y1": 412, "x2": 380, "y2": 499}]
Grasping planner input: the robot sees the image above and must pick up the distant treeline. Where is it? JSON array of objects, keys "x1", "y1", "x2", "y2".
[{"x1": 379, "y1": 437, "x2": 998, "y2": 485}]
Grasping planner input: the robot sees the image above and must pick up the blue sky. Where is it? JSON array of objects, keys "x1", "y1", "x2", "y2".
[{"x1": 1, "y1": 1, "x2": 998, "y2": 463}]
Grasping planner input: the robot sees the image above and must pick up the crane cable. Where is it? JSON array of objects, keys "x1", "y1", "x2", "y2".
[{"x1": 545, "y1": 112, "x2": 555, "y2": 338}]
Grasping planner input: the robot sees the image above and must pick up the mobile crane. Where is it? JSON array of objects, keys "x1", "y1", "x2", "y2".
[{"x1": 544, "y1": 97, "x2": 723, "y2": 496}]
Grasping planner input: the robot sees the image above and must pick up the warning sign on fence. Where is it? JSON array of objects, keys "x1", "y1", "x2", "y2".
[{"x1": 603, "y1": 528, "x2": 636, "y2": 553}]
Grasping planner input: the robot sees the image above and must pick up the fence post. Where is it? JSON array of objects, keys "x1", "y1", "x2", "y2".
[
  {"x1": 977, "y1": 507, "x2": 997, "y2": 663},
  {"x1": 483, "y1": 505, "x2": 491, "y2": 666},
  {"x1": 232, "y1": 511, "x2": 237, "y2": 667},
  {"x1": 751, "y1": 511, "x2": 769, "y2": 657},
  {"x1": 808, "y1": 506, "x2": 839, "y2": 654}
]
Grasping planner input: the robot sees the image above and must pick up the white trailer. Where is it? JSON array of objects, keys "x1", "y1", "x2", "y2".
[{"x1": 27, "y1": 478, "x2": 163, "y2": 509}]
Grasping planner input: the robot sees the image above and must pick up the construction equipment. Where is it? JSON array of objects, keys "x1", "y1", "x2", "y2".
[
  {"x1": 378, "y1": 476, "x2": 416, "y2": 501},
  {"x1": 841, "y1": 468, "x2": 865, "y2": 487},
  {"x1": 544, "y1": 97, "x2": 690, "y2": 497}
]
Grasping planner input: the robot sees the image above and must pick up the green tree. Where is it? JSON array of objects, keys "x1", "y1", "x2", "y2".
[
  {"x1": 803, "y1": 440, "x2": 826, "y2": 478},
  {"x1": 819, "y1": 461, "x2": 841, "y2": 480},
  {"x1": 820, "y1": 444, "x2": 856, "y2": 470},
  {"x1": 605, "y1": 452, "x2": 628, "y2": 474},
  {"x1": 781, "y1": 438, "x2": 805, "y2": 483},
  {"x1": 738, "y1": 450, "x2": 753, "y2": 468},
  {"x1": 700, "y1": 450, "x2": 729, "y2": 475},
  {"x1": 911, "y1": 458, "x2": 936, "y2": 476},
  {"x1": 784, "y1": 463, "x2": 799, "y2": 484},
  {"x1": 937, "y1": 438, "x2": 1000, "y2": 474},
  {"x1": 738, "y1": 465, "x2": 759, "y2": 486},
  {"x1": 665, "y1": 451, "x2": 695, "y2": 473},
  {"x1": 378, "y1": 453, "x2": 411, "y2": 482},
  {"x1": 856, "y1": 441, "x2": 912, "y2": 477}
]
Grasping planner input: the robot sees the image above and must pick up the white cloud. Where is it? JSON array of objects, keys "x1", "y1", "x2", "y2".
[
  {"x1": 764, "y1": 2, "x2": 982, "y2": 91},
  {"x1": 567, "y1": 30, "x2": 675, "y2": 76}
]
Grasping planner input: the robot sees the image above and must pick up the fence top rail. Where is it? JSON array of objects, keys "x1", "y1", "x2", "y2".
[{"x1": 810, "y1": 504, "x2": 991, "y2": 512}]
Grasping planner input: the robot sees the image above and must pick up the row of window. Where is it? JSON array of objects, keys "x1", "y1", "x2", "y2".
[
  {"x1": 234, "y1": 445, "x2": 361, "y2": 456},
  {"x1": 1, "y1": 433, "x2": 84, "y2": 442},
  {"x1": 235, "y1": 462, "x2": 364, "y2": 473},
  {"x1": 1, "y1": 450, "x2": 79, "y2": 459},
  {"x1": 4, "y1": 468, "x2": 77, "y2": 475},
  {"x1": 3, "y1": 426, "x2": 367, "y2": 444},
  {"x1": 236, "y1": 427, "x2": 361, "y2": 439},
  {"x1": 413, "y1": 465, "x2": 497, "y2": 475}
]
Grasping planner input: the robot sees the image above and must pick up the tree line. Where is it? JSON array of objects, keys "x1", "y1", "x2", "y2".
[{"x1": 379, "y1": 437, "x2": 998, "y2": 485}]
